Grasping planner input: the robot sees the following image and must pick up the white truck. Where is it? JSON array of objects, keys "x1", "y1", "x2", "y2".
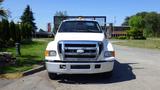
[{"x1": 45, "y1": 16, "x2": 115, "y2": 79}]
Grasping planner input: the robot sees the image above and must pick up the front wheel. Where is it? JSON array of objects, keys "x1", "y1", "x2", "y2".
[{"x1": 48, "y1": 72, "x2": 58, "y2": 80}]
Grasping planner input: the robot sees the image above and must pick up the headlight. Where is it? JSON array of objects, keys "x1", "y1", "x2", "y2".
[
  {"x1": 45, "y1": 50, "x2": 57, "y2": 56},
  {"x1": 104, "y1": 51, "x2": 115, "y2": 57}
]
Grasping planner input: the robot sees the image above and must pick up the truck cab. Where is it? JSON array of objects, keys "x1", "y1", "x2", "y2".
[{"x1": 45, "y1": 17, "x2": 115, "y2": 79}]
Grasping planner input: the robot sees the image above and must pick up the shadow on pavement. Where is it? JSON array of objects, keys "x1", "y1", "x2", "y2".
[{"x1": 56, "y1": 60, "x2": 136, "y2": 84}]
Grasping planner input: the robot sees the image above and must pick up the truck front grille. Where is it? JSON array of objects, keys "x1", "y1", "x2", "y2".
[{"x1": 58, "y1": 41, "x2": 101, "y2": 61}]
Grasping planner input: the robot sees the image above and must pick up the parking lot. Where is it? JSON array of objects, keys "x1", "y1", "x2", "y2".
[{"x1": 1, "y1": 45, "x2": 160, "y2": 90}]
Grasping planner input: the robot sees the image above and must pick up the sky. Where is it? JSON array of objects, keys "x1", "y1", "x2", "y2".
[{"x1": 2, "y1": 0, "x2": 160, "y2": 31}]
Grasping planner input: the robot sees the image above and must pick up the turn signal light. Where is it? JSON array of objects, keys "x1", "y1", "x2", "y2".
[
  {"x1": 45, "y1": 50, "x2": 49, "y2": 56},
  {"x1": 112, "y1": 51, "x2": 115, "y2": 57},
  {"x1": 104, "y1": 51, "x2": 115, "y2": 57}
]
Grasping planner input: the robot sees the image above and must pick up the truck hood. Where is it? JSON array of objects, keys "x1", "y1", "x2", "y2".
[{"x1": 55, "y1": 33, "x2": 104, "y2": 41}]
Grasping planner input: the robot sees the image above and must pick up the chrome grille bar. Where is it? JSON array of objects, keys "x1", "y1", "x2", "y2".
[
  {"x1": 58, "y1": 41, "x2": 100, "y2": 61},
  {"x1": 64, "y1": 47, "x2": 97, "y2": 50},
  {"x1": 65, "y1": 52, "x2": 97, "y2": 55}
]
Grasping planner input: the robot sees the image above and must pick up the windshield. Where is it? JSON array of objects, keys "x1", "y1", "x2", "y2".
[{"x1": 58, "y1": 21, "x2": 102, "y2": 33}]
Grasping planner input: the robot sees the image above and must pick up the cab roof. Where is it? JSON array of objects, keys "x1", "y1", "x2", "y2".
[{"x1": 62, "y1": 19, "x2": 98, "y2": 22}]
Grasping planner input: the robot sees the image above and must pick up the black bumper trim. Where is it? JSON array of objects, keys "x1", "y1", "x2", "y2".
[{"x1": 44, "y1": 60, "x2": 114, "y2": 63}]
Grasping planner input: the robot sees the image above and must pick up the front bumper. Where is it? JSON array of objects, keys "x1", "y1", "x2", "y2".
[{"x1": 45, "y1": 59, "x2": 115, "y2": 74}]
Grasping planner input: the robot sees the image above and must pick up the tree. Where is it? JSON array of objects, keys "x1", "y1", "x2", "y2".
[
  {"x1": 20, "y1": 5, "x2": 37, "y2": 33},
  {"x1": 20, "y1": 23, "x2": 26, "y2": 40},
  {"x1": 127, "y1": 29, "x2": 144, "y2": 39},
  {"x1": 1, "y1": 19, "x2": 10, "y2": 42},
  {"x1": 54, "y1": 11, "x2": 68, "y2": 33},
  {"x1": 0, "y1": 19, "x2": 10, "y2": 49},
  {"x1": 144, "y1": 12, "x2": 160, "y2": 37},
  {"x1": 10, "y1": 22, "x2": 22, "y2": 43},
  {"x1": 15, "y1": 24, "x2": 21, "y2": 42},
  {"x1": 122, "y1": 12, "x2": 148, "y2": 26},
  {"x1": 0, "y1": 21, "x2": 3, "y2": 49},
  {"x1": 122, "y1": 16, "x2": 130, "y2": 26},
  {"x1": 9, "y1": 21, "x2": 16, "y2": 42},
  {"x1": 0, "y1": 0, "x2": 9, "y2": 19},
  {"x1": 136, "y1": 12, "x2": 148, "y2": 18},
  {"x1": 25, "y1": 23, "x2": 32, "y2": 39},
  {"x1": 123, "y1": 11, "x2": 160, "y2": 38},
  {"x1": 127, "y1": 16, "x2": 145, "y2": 39},
  {"x1": 54, "y1": 11, "x2": 68, "y2": 16},
  {"x1": 129, "y1": 16, "x2": 144, "y2": 29}
]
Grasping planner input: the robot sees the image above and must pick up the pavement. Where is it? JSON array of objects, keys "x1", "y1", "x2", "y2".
[
  {"x1": 1, "y1": 45, "x2": 160, "y2": 90},
  {"x1": 0, "y1": 79, "x2": 15, "y2": 89}
]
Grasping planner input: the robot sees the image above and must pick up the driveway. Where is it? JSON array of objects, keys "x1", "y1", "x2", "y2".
[
  {"x1": 0, "y1": 79, "x2": 15, "y2": 89},
  {"x1": 1, "y1": 45, "x2": 160, "y2": 90}
]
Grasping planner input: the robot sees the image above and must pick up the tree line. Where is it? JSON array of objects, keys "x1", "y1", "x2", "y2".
[
  {"x1": 122, "y1": 12, "x2": 160, "y2": 39},
  {"x1": 0, "y1": 5, "x2": 36, "y2": 50},
  {"x1": 0, "y1": 19, "x2": 33, "y2": 48}
]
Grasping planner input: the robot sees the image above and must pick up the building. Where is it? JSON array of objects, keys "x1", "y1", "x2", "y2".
[
  {"x1": 111, "y1": 26, "x2": 130, "y2": 37},
  {"x1": 35, "y1": 29, "x2": 54, "y2": 38},
  {"x1": 106, "y1": 23, "x2": 130, "y2": 38}
]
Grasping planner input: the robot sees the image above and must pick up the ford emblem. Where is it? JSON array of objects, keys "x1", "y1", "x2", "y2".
[{"x1": 77, "y1": 49, "x2": 84, "y2": 54}]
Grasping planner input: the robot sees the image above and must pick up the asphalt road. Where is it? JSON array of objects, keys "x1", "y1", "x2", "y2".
[{"x1": 1, "y1": 45, "x2": 160, "y2": 90}]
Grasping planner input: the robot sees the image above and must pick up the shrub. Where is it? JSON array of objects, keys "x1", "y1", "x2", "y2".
[
  {"x1": 118, "y1": 36, "x2": 127, "y2": 40},
  {"x1": 127, "y1": 29, "x2": 146, "y2": 40}
]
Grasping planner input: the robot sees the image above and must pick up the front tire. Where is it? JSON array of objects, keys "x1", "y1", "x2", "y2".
[{"x1": 48, "y1": 72, "x2": 58, "y2": 80}]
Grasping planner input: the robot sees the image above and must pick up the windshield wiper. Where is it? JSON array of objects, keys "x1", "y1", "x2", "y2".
[{"x1": 86, "y1": 29, "x2": 100, "y2": 32}]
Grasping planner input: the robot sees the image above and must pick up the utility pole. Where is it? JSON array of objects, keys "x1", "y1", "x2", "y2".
[{"x1": 113, "y1": 16, "x2": 116, "y2": 37}]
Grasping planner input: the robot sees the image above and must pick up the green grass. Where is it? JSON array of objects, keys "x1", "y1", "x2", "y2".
[
  {"x1": 0, "y1": 38, "x2": 53, "y2": 73},
  {"x1": 113, "y1": 38, "x2": 160, "y2": 50}
]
